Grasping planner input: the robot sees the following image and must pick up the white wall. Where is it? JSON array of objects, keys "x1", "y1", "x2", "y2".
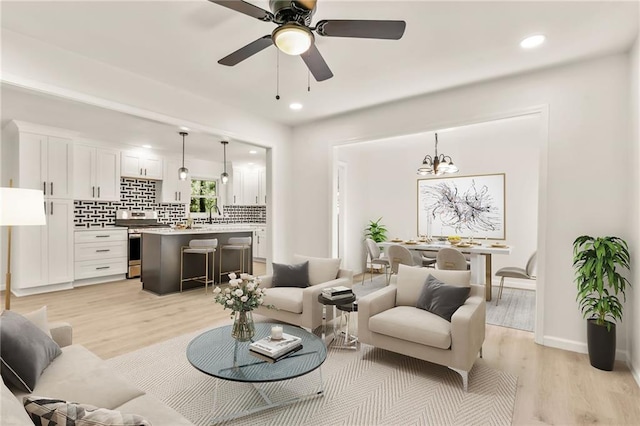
[
  {"x1": 0, "y1": 29, "x2": 294, "y2": 264},
  {"x1": 292, "y1": 53, "x2": 632, "y2": 355},
  {"x1": 336, "y1": 115, "x2": 540, "y2": 281},
  {"x1": 629, "y1": 33, "x2": 640, "y2": 386}
]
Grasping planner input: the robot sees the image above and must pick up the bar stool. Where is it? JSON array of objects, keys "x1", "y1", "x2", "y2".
[
  {"x1": 180, "y1": 239, "x2": 217, "y2": 293},
  {"x1": 219, "y1": 237, "x2": 252, "y2": 283}
]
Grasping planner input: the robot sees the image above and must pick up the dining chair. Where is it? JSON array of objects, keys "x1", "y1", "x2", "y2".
[
  {"x1": 436, "y1": 247, "x2": 468, "y2": 270},
  {"x1": 494, "y1": 251, "x2": 537, "y2": 305},
  {"x1": 387, "y1": 244, "x2": 418, "y2": 275},
  {"x1": 363, "y1": 238, "x2": 390, "y2": 284}
]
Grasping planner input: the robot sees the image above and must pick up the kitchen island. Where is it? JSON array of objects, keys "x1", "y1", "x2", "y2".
[{"x1": 140, "y1": 228, "x2": 254, "y2": 295}]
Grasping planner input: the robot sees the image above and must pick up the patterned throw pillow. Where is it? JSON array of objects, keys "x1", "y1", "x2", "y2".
[{"x1": 23, "y1": 396, "x2": 151, "y2": 426}]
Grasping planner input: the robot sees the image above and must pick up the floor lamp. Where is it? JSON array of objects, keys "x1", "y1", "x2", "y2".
[{"x1": 0, "y1": 185, "x2": 47, "y2": 310}]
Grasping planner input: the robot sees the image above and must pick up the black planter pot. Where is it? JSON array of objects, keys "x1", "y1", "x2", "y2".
[{"x1": 586, "y1": 319, "x2": 616, "y2": 371}]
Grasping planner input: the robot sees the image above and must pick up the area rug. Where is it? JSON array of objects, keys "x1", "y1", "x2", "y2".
[
  {"x1": 107, "y1": 328, "x2": 517, "y2": 426},
  {"x1": 355, "y1": 275, "x2": 535, "y2": 333}
]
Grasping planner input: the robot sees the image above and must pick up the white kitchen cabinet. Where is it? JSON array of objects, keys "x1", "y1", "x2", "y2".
[
  {"x1": 231, "y1": 167, "x2": 266, "y2": 205},
  {"x1": 18, "y1": 132, "x2": 73, "y2": 199},
  {"x1": 157, "y1": 158, "x2": 190, "y2": 204},
  {"x1": 254, "y1": 226, "x2": 267, "y2": 260},
  {"x1": 74, "y1": 144, "x2": 121, "y2": 201},
  {"x1": 13, "y1": 199, "x2": 74, "y2": 290},
  {"x1": 121, "y1": 150, "x2": 163, "y2": 179},
  {"x1": 74, "y1": 229, "x2": 127, "y2": 280}
]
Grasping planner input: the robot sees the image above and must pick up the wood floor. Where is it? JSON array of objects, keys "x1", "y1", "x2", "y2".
[{"x1": 4, "y1": 266, "x2": 640, "y2": 425}]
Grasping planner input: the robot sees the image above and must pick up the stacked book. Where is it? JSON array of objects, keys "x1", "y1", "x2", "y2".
[
  {"x1": 249, "y1": 333, "x2": 303, "y2": 363},
  {"x1": 321, "y1": 285, "x2": 354, "y2": 301}
]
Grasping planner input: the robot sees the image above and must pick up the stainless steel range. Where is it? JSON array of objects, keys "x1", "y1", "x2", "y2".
[{"x1": 115, "y1": 210, "x2": 171, "y2": 279}]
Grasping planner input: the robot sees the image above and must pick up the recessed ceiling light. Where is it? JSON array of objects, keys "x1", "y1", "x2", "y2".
[
  {"x1": 249, "y1": 150, "x2": 257, "y2": 154},
  {"x1": 289, "y1": 102, "x2": 303, "y2": 110},
  {"x1": 520, "y1": 34, "x2": 545, "y2": 49},
  {"x1": 142, "y1": 144, "x2": 152, "y2": 149}
]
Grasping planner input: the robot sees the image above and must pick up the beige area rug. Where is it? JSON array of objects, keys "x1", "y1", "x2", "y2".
[{"x1": 107, "y1": 328, "x2": 517, "y2": 426}]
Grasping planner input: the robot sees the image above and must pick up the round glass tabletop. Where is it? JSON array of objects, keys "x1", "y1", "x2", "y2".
[{"x1": 186, "y1": 322, "x2": 327, "y2": 383}]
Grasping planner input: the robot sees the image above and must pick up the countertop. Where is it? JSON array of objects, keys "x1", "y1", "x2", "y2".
[
  {"x1": 74, "y1": 226, "x2": 127, "y2": 232},
  {"x1": 141, "y1": 227, "x2": 255, "y2": 235}
]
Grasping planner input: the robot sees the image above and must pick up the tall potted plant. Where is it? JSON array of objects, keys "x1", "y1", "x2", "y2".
[
  {"x1": 365, "y1": 217, "x2": 388, "y2": 242},
  {"x1": 572, "y1": 235, "x2": 631, "y2": 371}
]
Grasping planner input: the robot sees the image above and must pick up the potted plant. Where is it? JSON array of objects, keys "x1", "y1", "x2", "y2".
[
  {"x1": 365, "y1": 217, "x2": 388, "y2": 242},
  {"x1": 572, "y1": 235, "x2": 631, "y2": 371}
]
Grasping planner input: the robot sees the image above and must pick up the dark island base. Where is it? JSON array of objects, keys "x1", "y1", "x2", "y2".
[{"x1": 141, "y1": 231, "x2": 253, "y2": 295}]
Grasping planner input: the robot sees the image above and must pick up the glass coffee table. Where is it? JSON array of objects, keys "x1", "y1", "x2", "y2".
[{"x1": 187, "y1": 322, "x2": 326, "y2": 423}]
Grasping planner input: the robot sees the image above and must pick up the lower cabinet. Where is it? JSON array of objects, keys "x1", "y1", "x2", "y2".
[
  {"x1": 74, "y1": 229, "x2": 127, "y2": 280},
  {"x1": 253, "y1": 226, "x2": 267, "y2": 260},
  {"x1": 12, "y1": 199, "x2": 74, "y2": 291}
]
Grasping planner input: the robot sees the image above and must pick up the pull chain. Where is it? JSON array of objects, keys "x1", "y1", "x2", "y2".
[
  {"x1": 307, "y1": 70, "x2": 311, "y2": 92},
  {"x1": 275, "y1": 50, "x2": 280, "y2": 100}
]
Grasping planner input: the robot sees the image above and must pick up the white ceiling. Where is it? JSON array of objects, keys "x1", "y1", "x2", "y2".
[{"x1": 1, "y1": 1, "x2": 638, "y2": 127}]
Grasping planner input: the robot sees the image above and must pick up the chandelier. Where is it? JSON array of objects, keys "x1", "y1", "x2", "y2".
[{"x1": 417, "y1": 133, "x2": 459, "y2": 176}]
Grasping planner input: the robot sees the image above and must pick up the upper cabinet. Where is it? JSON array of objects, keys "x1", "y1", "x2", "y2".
[
  {"x1": 121, "y1": 150, "x2": 163, "y2": 179},
  {"x1": 157, "y1": 158, "x2": 190, "y2": 204},
  {"x1": 73, "y1": 145, "x2": 121, "y2": 201},
  {"x1": 17, "y1": 132, "x2": 73, "y2": 199},
  {"x1": 231, "y1": 166, "x2": 266, "y2": 205}
]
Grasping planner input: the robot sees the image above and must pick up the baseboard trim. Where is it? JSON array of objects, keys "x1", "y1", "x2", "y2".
[
  {"x1": 491, "y1": 277, "x2": 536, "y2": 291},
  {"x1": 631, "y1": 361, "x2": 640, "y2": 389},
  {"x1": 12, "y1": 282, "x2": 73, "y2": 297},
  {"x1": 543, "y1": 335, "x2": 628, "y2": 361}
]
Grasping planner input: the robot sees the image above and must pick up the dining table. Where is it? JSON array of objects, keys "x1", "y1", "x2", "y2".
[{"x1": 379, "y1": 240, "x2": 512, "y2": 301}]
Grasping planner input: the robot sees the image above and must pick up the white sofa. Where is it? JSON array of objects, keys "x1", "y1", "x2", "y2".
[
  {"x1": 358, "y1": 266, "x2": 485, "y2": 391},
  {"x1": 254, "y1": 254, "x2": 354, "y2": 331},
  {"x1": 1, "y1": 321, "x2": 194, "y2": 426}
]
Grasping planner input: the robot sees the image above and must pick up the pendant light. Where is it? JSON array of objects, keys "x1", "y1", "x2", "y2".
[
  {"x1": 220, "y1": 140, "x2": 229, "y2": 184},
  {"x1": 178, "y1": 131, "x2": 189, "y2": 180}
]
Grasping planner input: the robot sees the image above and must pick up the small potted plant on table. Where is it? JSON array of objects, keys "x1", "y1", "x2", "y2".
[{"x1": 573, "y1": 235, "x2": 631, "y2": 371}]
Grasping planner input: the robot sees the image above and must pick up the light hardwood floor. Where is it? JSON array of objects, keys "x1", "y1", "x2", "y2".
[{"x1": 4, "y1": 266, "x2": 639, "y2": 425}]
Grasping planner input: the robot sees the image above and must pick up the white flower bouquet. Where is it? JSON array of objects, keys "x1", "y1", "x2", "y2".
[{"x1": 213, "y1": 273, "x2": 266, "y2": 315}]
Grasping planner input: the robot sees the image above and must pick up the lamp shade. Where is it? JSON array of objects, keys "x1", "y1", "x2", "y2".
[{"x1": 0, "y1": 188, "x2": 46, "y2": 226}]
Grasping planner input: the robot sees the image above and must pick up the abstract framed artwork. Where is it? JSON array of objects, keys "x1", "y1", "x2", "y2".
[{"x1": 417, "y1": 173, "x2": 506, "y2": 239}]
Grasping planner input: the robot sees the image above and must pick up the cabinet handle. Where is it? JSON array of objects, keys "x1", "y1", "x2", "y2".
[
  {"x1": 95, "y1": 235, "x2": 110, "y2": 238},
  {"x1": 256, "y1": 196, "x2": 258, "y2": 204},
  {"x1": 92, "y1": 186, "x2": 95, "y2": 197},
  {"x1": 96, "y1": 266, "x2": 111, "y2": 270},
  {"x1": 145, "y1": 168, "x2": 147, "y2": 176},
  {"x1": 175, "y1": 191, "x2": 177, "y2": 201},
  {"x1": 140, "y1": 168, "x2": 143, "y2": 175},
  {"x1": 234, "y1": 195, "x2": 236, "y2": 203},
  {"x1": 50, "y1": 202, "x2": 53, "y2": 215},
  {"x1": 178, "y1": 192, "x2": 181, "y2": 201},
  {"x1": 43, "y1": 182, "x2": 46, "y2": 196},
  {"x1": 257, "y1": 235, "x2": 260, "y2": 244},
  {"x1": 50, "y1": 182, "x2": 53, "y2": 196},
  {"x1": 96, "y1": 249, "x2": 110, "y2": 253},
  {"x1": 98, "y1": 187, "x2": 101, "y2": 198},
  {"x1": 265, "y1": 195, "x2": 267, "y2": 204},
  {"x1": 44, "y1": 201, "x2": 46, "y2": 215}
]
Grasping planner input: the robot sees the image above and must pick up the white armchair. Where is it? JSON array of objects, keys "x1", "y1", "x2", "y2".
[
  {"x1": 254, "y1": 255, "x2": 354, "y2": 331},
  {"x1": 358, "y1": 265, "x2": 485, "y2": 391}
]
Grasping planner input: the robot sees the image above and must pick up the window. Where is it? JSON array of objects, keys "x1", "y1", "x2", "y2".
[{"x1": 190, "y1": 179, "x2": 218, "y2": 215}]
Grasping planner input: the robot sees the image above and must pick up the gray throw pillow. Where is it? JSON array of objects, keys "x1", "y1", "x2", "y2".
[
  {"x1": 0, "y1": 310, "x2": 62, "y2": 392},
  {"x1": 272, "y1": 261, "x2": 310, "y2": 288},
  {"x1": 416, "y1": 275, "x2": 470, "y2": 322},
  {"x1": 24, "y1": 396, "x2": 151, "y2": 426}
]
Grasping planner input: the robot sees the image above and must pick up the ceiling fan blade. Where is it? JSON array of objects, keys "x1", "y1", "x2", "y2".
[
  {"x1": 218, "y1": 35, "x2": 273, "y2": 66},
  {"x1": 315, "y1": 20, "x2": 406, "y2": 40},
  {"x1": 208, "y1": 0, "x2": 273, "y2": 22},
  {"x1": 300, "y1": 44, "x2": 333, "y2": 82}
]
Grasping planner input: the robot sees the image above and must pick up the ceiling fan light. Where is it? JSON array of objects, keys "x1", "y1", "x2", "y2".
[
  {"x1": 273, "y1": 24, "x2": 313, "y2": 55},
  {"x1": 447, "y1": 162, "x2": 459, "y2": 173},
  {"x1": 221, "y1": 172, "x2": 229, "y2": 184}
]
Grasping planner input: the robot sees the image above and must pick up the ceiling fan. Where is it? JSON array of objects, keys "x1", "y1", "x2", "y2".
[{"x1": 209, "y1": 0, "x2": 406, "y2": 82}]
